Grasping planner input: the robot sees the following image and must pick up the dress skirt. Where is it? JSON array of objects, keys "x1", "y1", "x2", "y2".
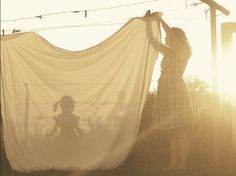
[{"x1": 153, "y1": 75, "x2": 194, "y2": 129}]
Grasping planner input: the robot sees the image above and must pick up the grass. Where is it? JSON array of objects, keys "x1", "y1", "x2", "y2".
[
  {"x1": 1, "y1": 112, "x2": 236, "y2": 176},
  {"x1": 1, "y1": 78, "x2": 236, "y2": 176}
]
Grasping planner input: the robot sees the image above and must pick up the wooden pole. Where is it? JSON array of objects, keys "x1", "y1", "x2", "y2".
[
  {"x1": 200, "y1": 0, "x2": 230, "y2": 168},
  {"x1": 209, "y1": 7, "x2": 221, "y2": 167},
  {"x1": 210, "y1": 7, "x2": 217, "y2": 92},
  {"x1": 200, "y1": 0, "x2": 230, "y2": 15}
]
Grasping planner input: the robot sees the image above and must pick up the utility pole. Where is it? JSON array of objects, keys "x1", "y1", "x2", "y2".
[
  {"x1": 200, "y1": 0, "x2": 229, "y2": 92},
  {"x1": 200, "y1": 0, "x2": 230, "y2": 168}
]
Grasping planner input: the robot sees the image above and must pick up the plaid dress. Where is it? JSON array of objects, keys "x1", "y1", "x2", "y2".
[{"x1": 153, "y1": 48, "x2": 194, "y2": 129}]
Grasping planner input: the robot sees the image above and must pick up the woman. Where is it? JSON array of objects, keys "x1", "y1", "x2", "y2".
[{"x1": 145, "y1": 10, "x2": 194, "y2": 174}]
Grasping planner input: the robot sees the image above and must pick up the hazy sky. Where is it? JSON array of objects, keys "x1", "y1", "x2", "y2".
[{"x1": 1, "y1": 0, "x2": 236, "y2": 88}]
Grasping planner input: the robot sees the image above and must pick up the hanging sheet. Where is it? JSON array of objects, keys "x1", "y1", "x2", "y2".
[{"x1": 0, "y1": 16, "x2": 160, "y2": 171}]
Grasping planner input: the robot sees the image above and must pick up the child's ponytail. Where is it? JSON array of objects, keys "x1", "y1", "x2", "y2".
[{"x1": 53, "y1": 101, "x2": 60, "y2": 112}]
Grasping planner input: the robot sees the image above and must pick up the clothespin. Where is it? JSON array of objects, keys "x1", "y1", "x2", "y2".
[
  {"x1": 36, "y1": 15, "x2": 43, "y2": 19},
  {"x1": 12, "y1": 29, "x2": 21, "y2": 34},
  {"x1": 85, "y1": 10, "x2": 87, "y2": 17},
  {"x1": 2, "y1": 29, "x2": 4, "y2": 36}
]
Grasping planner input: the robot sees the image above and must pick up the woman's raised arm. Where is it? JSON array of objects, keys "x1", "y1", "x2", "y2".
[{"x1": 145, "y1": 11, "x2": 168, "y2": 55}]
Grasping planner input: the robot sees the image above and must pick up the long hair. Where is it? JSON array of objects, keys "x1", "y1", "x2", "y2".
[{"x1": 170, "y1": 27, "x2": 192, "y2": 59}]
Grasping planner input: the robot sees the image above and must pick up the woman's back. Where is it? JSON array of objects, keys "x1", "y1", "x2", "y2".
[{"x1": 160, "y1": 48, "x2": 189, "y2": 79}]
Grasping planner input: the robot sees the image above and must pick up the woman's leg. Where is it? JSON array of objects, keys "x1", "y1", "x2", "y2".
[
  {"x1": 176, "y1": 128, "x2": 191, "y2": 169},
  {"x1": 168, "y1": 130, "x2": 179, "y2": 168}
]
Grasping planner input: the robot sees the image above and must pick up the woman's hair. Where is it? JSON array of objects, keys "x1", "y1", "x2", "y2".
[{"x1": 169, "y1": 27, "x2": 192, "y2": 59}]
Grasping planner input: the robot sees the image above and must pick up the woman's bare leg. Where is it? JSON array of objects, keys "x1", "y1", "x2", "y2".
[
  {"x1": 168, "y1": 130, "x2": 179, "y2": 169},
  {"x1": 176, "y1": 128, "x2": 191, "y2": 169}
]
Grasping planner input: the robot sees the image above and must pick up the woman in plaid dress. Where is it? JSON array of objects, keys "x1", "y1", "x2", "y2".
[{"x1": 145, "y1": 11, "x2": 194, "y2": 173}]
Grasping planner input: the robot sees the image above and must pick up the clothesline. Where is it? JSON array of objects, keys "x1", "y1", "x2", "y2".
[
  {"x1": 2, "y1": 0, "x2": 205, "y2": 23},
  {"x1": 1, "y1": 1, "x2": 206, "y2": 35},
  {"x1": 2, "y1": 16, "x2": 207, "y2": 33},
  {"x1": 1, "y1": 0, "x2": 161, "y2": 22},
  {"x1": 1, "y1": 5, "x2": 195, "y2": 24}
]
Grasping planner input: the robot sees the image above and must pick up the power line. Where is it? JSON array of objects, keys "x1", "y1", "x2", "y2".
[{"x1": 1, "y1": 0, "x2": 160, "y2": 22}]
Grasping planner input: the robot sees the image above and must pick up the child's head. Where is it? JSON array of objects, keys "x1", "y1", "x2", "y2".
[{"x1": 54, "y1": 95, "x2": 75, "y2": 113}]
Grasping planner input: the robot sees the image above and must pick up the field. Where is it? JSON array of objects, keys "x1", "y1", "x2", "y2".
[{"x1": 1, "y1": 78, "x2": 236, "y2": 176}]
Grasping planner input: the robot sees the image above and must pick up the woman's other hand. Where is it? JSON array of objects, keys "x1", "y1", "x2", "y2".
[
  {"x1": 144, "y1": 10, "x2": 151, "y2": 17},
  {"x1": 144, "y1": 10, "x2": 162, "y2": 18},
  {"x1": 152, "y1": 12, "x2": 163, "y2": 18}
]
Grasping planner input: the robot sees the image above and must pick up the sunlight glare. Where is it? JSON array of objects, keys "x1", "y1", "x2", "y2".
[{"x1": 220, "y1": 34, "x2": 236, "y2": 104}]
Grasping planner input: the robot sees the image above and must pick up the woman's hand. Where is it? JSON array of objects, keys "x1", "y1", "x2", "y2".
[
  {"x1": 152, "y1": 12, "x2": 163, "y2": 19},
  {"x1": 144, "y1": 10, "x2": 162, "y2": 19},
  {"x1": 144, "y1": 10, "x2": 151, "y2": 17}
]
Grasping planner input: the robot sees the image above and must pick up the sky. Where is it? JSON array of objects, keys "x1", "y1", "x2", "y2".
[{"x1": 1, "y1": 0, "x2": 236, "y2": 90}]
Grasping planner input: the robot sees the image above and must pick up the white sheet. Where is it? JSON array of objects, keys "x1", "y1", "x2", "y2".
[{"x1": 0, "y1": 16, "x2": 160, "y2": 171}]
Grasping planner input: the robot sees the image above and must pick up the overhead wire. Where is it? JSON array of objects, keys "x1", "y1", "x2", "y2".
[
  {"x1": 3, "y1": 18, "x2": 132, "y2": 33},
  {"x1": 1, "y1": 0, "x2": 161, "y2": 22},
  {"x1": 3, "y1": 16, "x2": 207, "y2": 33},
  {"x1": 1, "y1": 0, "x2": 208, "y2": 33},
  {"x1": 162, "y1": 6, "x2": 186, "y2": 13},
  {"x1": 1, "y1": 0, "x2": 204, "y2": 23},
  {"x1": 12, "y1": 22, "x2": 127, "y2": 32},
  {"x1": 86, "y1": 0, "x2": 160, "y2": 12}
]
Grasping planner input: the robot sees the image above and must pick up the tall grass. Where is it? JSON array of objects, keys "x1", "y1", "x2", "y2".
[{"x1": 1, "y1": 77, "x2": 235, "y2": 176}]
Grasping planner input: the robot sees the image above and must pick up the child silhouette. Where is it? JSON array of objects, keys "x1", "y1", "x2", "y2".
[{"x1": 47, "y1": 95, "x2": 81, "y2": 138}]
